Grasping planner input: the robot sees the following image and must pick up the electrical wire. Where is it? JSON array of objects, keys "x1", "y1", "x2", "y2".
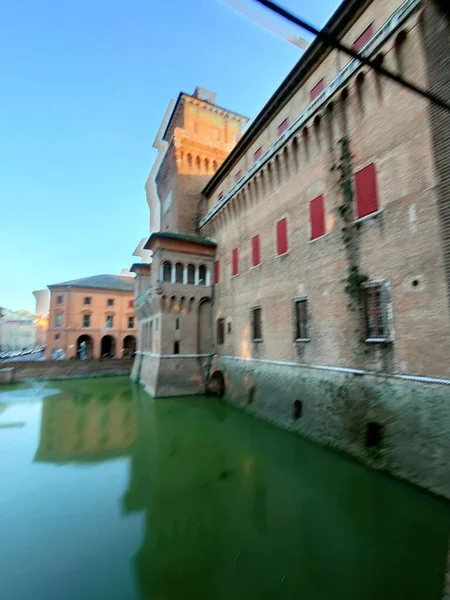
[{"x1": 252, "y1": 0, "x2": 450, "y2": 113}]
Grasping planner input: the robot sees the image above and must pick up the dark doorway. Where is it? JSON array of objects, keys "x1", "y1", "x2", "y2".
[
  {"x1": 76, "y1": 335, "x2": 93, "y2": 359},
  {"x1": 122, "y1": 335, "x2": 136, "y2": 358},
  {"x1": 101, "y1": 335, "x2": 116, "y2": 358}
]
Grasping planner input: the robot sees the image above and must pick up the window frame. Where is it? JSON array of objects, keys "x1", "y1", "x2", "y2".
[
  {"x1": 128, "y1": 316, "x2": 135, "y2": 329},
  {"x1": 82, "y1": 313, "x2": 91, "y2": 328},
  {"x1": 107, "y1": 298, "x2": 114, "y2": 307},
  {"x1": 251, "y1": 234, "x2": 261, "y2": 267},
  {"x1": 354, "y1": 162, "x2": 380, "y2": 220},
  {"x1": 361, "y1": 280, "x2": 393, "y2": 343},
  {"x1": 254, "y1": 146, "x2": 263, "y2": 162},
  {"x1": 277, "y1": 118, "x2": 289, "y2": 136},
  {"x1": 84, "y1": 297, "x2": 92, "y2": 306},
  {"x1": 214, "y1": 260, "x2": 220, "y2": 285},
  {"x1": 293, "y1": 297, "x2": 310, "y2": 342},
  {"x1": 251, "y1": 306, "x2": 263, "y2": 343},
  {"x1": 275, "y1": 217, "x2": 289, "y2": 256},
  {"x1": 105, "y1": 314, "x2": 114, "y2": 329},
  {"x1": 231, "y1": 248, "x2": 239, "y2": 277},
  {"x1": 56, "y1": 295, "x2": 63, "y2": 305},
  {"x1": 55, "y1": 312, "x2": 63, "y2": 328}
]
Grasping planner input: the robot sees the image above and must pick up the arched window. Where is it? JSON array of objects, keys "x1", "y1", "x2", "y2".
[
  {"x1": 196, "y1": 155, "x2": 201, "y2": 173},
  {"x1": 175, "y1": 262, "x2": 183, "y2": 283},
  {"x1": 162, "y1": 261, "x2": 172, "y2": 282},
  {"x1": 292, "y1": 137, "x2": 299, "y2": 171},
  {"x1": 198, "y1": 264, "x2": 207, "y2": 285},
  {"x1": 212, "y1": 160, "x2": 218, "y2": 172},
  {"x1": 204, "y1": 158, "x2": 209, "y2": 173},
  {"x1": 173, "y1": 341, "x2": 180, "y2": 354},
  {"x1": 187, "y1": 153, "x2": 192, "y2": 170},
  {"x1": 187, "y1": 264, "x2": 195, "y2": 284}
]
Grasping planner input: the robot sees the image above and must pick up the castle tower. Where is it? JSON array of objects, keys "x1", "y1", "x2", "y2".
[
  {"x1": 131, "y1": 89, "x2": 246, "y2": 397},
  {"x1": 153, "y1": 87, "x2": 248, "y2": 234}
]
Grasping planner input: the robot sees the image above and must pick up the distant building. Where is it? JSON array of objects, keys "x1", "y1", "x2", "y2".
[
  {"x1": 0, "y1": 308, "x2": 36, "y2": 352},
  {"x1": 45, "y1": 274, "x2": 137, "y2": 360},
  {"x1": 32, "y1": 289, "x2": 50, "y2": 347}
]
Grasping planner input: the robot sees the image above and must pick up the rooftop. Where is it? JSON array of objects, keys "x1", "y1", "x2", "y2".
[
  {"x1": 48, "y1": 274, "x2": 135, "y2": 292},
  {"x1": 144, "y1": 231, "x2": 217, "y2": 249}
]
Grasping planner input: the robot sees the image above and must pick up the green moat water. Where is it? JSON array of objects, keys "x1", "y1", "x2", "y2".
[{"x1": 0, "y1": 377, "x2": 448, "y2": 600}]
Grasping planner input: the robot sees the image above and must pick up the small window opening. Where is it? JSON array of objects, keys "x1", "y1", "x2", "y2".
[
  {"x1": 412, "y1": 279, "x2": 419, "y2": 288},
  {"x1": 227, "y1": 321, "x2": 232, "y2": 334},
  {"x1": 175, "y1": 318, "x2": 180, "y2": 330},
  {"x1": 293, "y1": 400, "x2": 303, "y2": 420},
  {"x1": 365, "y1": 421, "x2": 383, "y2": 448},
  {"x1": 173, "y1": 341, "x2": 180, "y2": 355}
]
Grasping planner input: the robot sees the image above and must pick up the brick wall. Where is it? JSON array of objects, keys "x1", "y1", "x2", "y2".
[
  {"x1": 0, "y1": 358, "x2": 133, "y2": 383},
  {"x1": 205, "y1": 6, "x2": 450, "y2": 379},
  {"x1": 422, "y1": 1, "x2": 450, "y2": 310}
]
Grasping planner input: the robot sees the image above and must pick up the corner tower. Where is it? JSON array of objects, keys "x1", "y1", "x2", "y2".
[{"x1": 155, "y1": 87, "x2": 248, "y2": 234}]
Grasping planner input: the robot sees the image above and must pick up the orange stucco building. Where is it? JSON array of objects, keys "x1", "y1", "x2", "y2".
[{"x1": 45, "y1": 274, "x2": 137, "y2": 360}]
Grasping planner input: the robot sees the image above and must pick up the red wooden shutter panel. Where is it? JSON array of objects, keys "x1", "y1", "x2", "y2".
[
  {"x1": 232, "y1": 249, "x2": 239, "y2": 276},
  {"x1": 235, "y1": 170, "x2": 242, "y2": 181},
  {"x1": 310, "y1": 79, "x2": 325, "y2": 101},
  {"x1": 254, "y1": 147, "x2": 263, "y2": 162},
  {"x1": 310, "y1": 195, "x2": 325, "y2": 240},
  {"x1": 353, "y1": 23, "x2": 374, "y2": 52},
  {"x1": 251, "y1": 235, "x2": 261, "y2": 266},
  {"x1": 276, "y1": 218, "x2": 288, "y2": 255},
  {"x1": 214, "y1": 260, "x2": 220, "y2": 284},
  {"x1": 277, "y1": 119, "x2": 289, "y2": 136},
  {"x1": 355, "y1": 163, "x2": 379, "y2": 219}
]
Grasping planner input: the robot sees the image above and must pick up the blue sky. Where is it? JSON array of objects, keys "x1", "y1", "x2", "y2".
[{"x1": 0, "y1": 0, "x2": 339, "y2": 311}]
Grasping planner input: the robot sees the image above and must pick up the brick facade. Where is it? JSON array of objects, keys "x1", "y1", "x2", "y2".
[{"x1": 133, "y1": 0, "x2": 450, "y2": 499}]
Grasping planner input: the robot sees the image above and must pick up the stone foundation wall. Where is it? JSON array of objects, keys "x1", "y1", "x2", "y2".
[
  {"x1": 135, "y1": 352, "x2": 206, "y2": 397},
  {"x1": 213, "y1": 356, "x2": 450, "y2": 499},
  {"x1": 0, "y1": 359, "x2": 133, "y2": 383}
]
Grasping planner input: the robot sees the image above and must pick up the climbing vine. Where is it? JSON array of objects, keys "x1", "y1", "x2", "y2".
[{"x1": 334, "y1": 137, "x2": 368, "y2": 309}]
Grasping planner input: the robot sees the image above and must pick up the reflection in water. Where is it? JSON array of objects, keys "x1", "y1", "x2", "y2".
[
  {"x1": 123, "y1": 390, "x2": 450, "y2": 600},
  {"x1": 34, "y1": 383, "x2": 136, "y2": 463},
  {"x1": 0, "y1": 377, "x2": 449, "y2": 600}
]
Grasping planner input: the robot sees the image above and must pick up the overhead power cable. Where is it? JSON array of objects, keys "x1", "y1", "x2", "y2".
[{"x1": 252, "y1": 0, "x2": 450, "y2": 113}]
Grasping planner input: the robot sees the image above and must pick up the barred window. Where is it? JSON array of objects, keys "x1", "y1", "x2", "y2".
[
  {"x1": 217, "y1": 318, "x2": 225, "y2": 345},
  {"x1": 293, "y1": 298, "x2": 309, "y2": 340},
  {"x1": 251, "y1": 307, "x2": 263, "y2": 342},
  {"x1": 362, "y1": 282, "x2": 391, "y2": 341}
]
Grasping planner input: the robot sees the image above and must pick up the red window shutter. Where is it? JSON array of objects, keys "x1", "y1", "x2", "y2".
[
  {"x1": 310, "y1": 79, "x2": 325, "y2": 101},
  {"x1": 218, "y1": 191, "x2": 224, "y2": 200},
  {"x1": 128, "y1": 300, "x2": 134, "y2": 309},
  {"x1": 254, "y1": 146, "x2": 263, "y2": 162},
  {"x1": 214, "y1": 260, "x2": 220, "y2": 284},
  {"x1": 251, "y1": 235, "x2": 261, "y2": 267},
  {"x1": 277, "y1": 119, "x2": 289, "y2": 136},
  {"x1": 355, "y1": 163, "x2": 379, "y2": 219},
  {"x1": 276, "y1": 218, "x2": 288, "y2": 255},
  {"x1": 353, "y1": 23, "x2": 374, "y2": 52},
  {"x1": 235, "y1": 170, "x2": 242, "y2": 181},
  {"x1": 310, "y1": 195, "x2": 326, "y2": 240},
  {"x1": 232, "y1": 248, "x2": 239, "y2": 276}
]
